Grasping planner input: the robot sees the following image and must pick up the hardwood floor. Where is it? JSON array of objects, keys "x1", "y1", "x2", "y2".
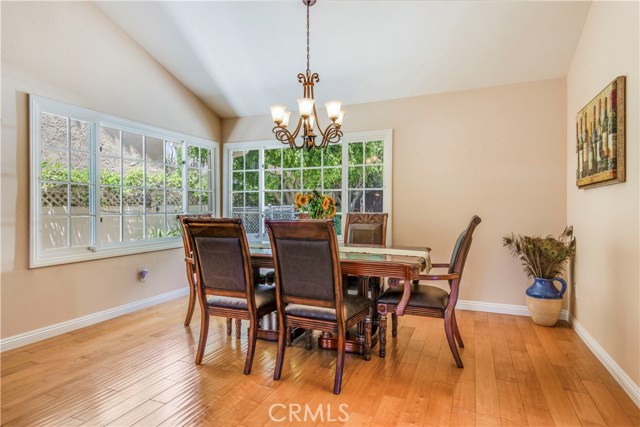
[{"x1": 1, "y1": 297, "x2": 638, "y2": 426}]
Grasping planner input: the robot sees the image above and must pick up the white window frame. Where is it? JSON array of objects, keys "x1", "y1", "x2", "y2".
[
  {"x1": 223, "y1": 129, "x2": 393, "y2": 245},
  {"x1": 29, "y1": 95, "x2": 220, "y2": 268}
]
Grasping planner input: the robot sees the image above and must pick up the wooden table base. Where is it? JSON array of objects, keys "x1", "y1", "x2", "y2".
[
  {"x1": 317, "y1": 327, "x2": 378, "y2": 355},
  {"x1": 255, "y1": 312, "x2": 305, "y2": 342}
]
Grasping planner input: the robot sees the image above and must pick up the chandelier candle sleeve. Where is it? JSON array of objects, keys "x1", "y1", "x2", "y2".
[
  {"x1": 297, "y1": 98, "x2": 315, "y2": 118},
  {"x1": 325, "y1": 100, "x2": 342, "y2": 120},
  {"x1": 270, "y1": 105, "x2": 288, "y2": 125}
]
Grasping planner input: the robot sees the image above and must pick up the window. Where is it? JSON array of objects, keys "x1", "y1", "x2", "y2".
[
  {"x1": 223, "y1": 130, "x2": 392, "y2": 242},
  {"x1": 30, "y1": 96, "x2": 219, "y2": 268}
]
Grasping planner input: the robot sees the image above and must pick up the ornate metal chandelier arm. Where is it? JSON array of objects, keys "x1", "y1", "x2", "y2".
[
  {"x1": 273, "y1": 117, "x2": 305, "y2": 149},
  {"x1": 319, "y1": 124, "x2": 343, "y2": 149}
]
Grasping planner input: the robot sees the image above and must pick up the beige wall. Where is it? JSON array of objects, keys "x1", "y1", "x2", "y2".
[
  {"x1": 566, "y1": 1, "x2": 639, "y2": 386},
  {"x1": 224, "y1": 79, "x2": 568, "y2": 307},
  {"x1": 1, "y1": 2, "x2": 221, "y2": 338}
]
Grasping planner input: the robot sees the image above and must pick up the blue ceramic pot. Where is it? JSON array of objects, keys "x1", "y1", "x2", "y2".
[{"x1": 526, "y1": 277, "x2": 567, "y2": 299}]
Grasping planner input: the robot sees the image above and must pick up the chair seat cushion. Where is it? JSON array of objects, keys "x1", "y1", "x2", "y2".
[
  {"x1": 285, "y1": 294, "x2": 372, "y2": 322},
  {"x1": 208, "y1": 285, "x2": 276, "y2": 310},
  {"x1": 377, "y1": 284, "x2": 449, "y2": 310}
]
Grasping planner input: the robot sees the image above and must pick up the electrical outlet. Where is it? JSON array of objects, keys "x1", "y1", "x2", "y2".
[{"x1": 138, "y1": 266, "x2": 149, "y2": 282}]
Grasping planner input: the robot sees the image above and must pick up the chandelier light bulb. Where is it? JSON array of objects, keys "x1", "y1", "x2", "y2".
[
  {"x1": 308, "y1": 115, "x2": 315, "y2": 130},
  {"x1": 325, "y1": 100, "x2": 342, "y2": 120},
  {"x1": 270, "y1": 104, "x2": 287, "y2": 124},
  {"x1": 335, "y1": 110, "x2": 345, "y2": 126},
  {"x1": 297, "y1": 98, "x2": 315, "y2": 118}
]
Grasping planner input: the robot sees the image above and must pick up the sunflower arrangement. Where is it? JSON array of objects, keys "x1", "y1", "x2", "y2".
[
  {"x1": 294, "y1": 190, "x2": 338, "y2": 219},
  {"x1": 502, "y1": 227, "x2": 576, "y2": 279}
]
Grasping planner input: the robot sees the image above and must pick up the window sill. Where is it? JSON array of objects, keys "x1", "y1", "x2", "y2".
[{"x1": 29, "y1": 238, "x2": 183, "y2": 269}]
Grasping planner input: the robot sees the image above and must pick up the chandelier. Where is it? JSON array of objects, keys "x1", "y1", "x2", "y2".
[{"x1": 270, "y1": 0, "x2": 344, "y2": 151}]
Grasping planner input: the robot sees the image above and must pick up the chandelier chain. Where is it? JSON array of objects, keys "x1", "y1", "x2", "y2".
[{"x1": 306, "y1": 1, "x2": 310, "y2": 74}]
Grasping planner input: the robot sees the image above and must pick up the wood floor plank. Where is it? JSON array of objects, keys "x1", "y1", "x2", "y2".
[
  {"x1": 1, "y1": 298, "x2": 637, "y2": 427},
  {"x1": 583, "y1": 380, "x2": 635, "y2": 426},
  {"x1": 474, "y1": 334, "x2": 500, "y2": 419},
  {"x1": 526, "y1": 343, "x2": 581, "y2": 426},
  {"x1": 496, "y1": 379, "x2": 527, "y2": 426},
  {"x1": 566, "y1": 390, "x2": 607, "y2": 426},
  {"x1": 423, "y1": 382, "x2": 453, "y2": 427}
]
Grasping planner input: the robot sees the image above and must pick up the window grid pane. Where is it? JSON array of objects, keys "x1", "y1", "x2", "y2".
[{"x1": 40, "y1": 111, "x2": 95, "y2": 250}]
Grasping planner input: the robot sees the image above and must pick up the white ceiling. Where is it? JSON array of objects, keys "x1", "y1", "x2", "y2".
[{"x1": 96, "y1": 1, "x2": 591, "y2": 119}]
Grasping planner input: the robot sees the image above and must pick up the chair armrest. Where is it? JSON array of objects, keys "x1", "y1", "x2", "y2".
[
  {"x1": 432, "y1": 263, "x2": 450, "y2": 269},
  {"x1": 416, "y1": 273, "x2": 459, "y2": 281}
]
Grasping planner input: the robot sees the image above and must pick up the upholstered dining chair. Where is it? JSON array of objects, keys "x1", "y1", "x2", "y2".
[
  {"x1": 344, "y1": 213, "x2": 388, "y2": 248},
  {"x1": 376, "y1": 215, "x2": 481, "y2": 368},
  {"x1": 180, "y1": 214, "x2": 263, "y2": 337},
  {"x1": 344, "y1": 213, "x2": 389, "y2": 295},
  {"x1": 181, "y1": 217, "x2": 277, "y2": 374},
  {"x1": 179, "y1": 214, "x2": 211, "y2": 327},
  {"x1": 266, "y1": 219, "x2": 373, "y2": 394}
]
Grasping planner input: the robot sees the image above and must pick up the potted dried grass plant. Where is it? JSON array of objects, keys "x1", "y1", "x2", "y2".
[{"x1": 503, "y1": 227, "x2": 576, "y2": 326}]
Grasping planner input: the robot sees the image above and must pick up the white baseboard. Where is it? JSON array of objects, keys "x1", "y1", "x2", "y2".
[
  {"x1": 0, "y1": 287, "x2": 189, "y2": 352},
  {"x1": 569, "y1": 316, "x2": 640, "y2": 407},
  {"x1": 456, "y1": 299, "x2": 569, "y2": 321}
]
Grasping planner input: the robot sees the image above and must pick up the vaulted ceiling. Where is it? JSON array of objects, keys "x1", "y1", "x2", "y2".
[{"x1": 97, "y1": 1, "x2": 591, "y2": 119}]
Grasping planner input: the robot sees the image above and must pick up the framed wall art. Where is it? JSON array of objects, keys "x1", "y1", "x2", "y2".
[{"x1": 576, "y1": 76, "x2": 625, "y2": 189}]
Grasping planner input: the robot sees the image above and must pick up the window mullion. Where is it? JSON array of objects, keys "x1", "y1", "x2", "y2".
[
  {"x1": 90, "y1": 122, "x2": 98, "y2": 248},
  {"x1": 258, "y1": 148, "x2": 264, "y2": 237}
]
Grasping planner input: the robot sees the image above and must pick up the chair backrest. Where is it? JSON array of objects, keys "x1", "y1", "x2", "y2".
[
  {"x1": 266, "y1": 220, "x2": 343, "y2": 312},
  {"x1": 181, "y1": 217, "x2": 253, "y2": 300},
  {"x1": 179, "y1": 214, "x2": 212, "y2": 262},
  {"x1": 344, "y1": 213, "x2": 388, "y2": 247},
  {"x1": 448, "y1": 215, "x2": 482, "y2": 277}
]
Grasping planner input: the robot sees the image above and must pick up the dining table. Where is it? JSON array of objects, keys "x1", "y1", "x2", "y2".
[{"x1": 249, "y1": 242, "x2": 431, "y2": 354}]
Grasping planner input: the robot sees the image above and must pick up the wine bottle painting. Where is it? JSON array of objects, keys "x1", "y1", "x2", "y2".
[{"x1": 576, "y1": 76, "x2": 626, "y2": 189}]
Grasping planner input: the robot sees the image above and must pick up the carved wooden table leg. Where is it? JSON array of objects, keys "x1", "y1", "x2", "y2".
[
  {"x1": 364, "y1": 315, "x2": 372, "y2": 361},
  {"x1": 378, "y1": 304, "x2": 387, "y2": 357},
  {"x1": 355, "y1": 275, "x2": 368, "y2": 346},
  {"x1": 371, "y1": 277, "x2": 382, "y2": 335}
]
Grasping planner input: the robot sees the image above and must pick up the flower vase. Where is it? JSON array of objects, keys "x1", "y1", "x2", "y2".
[{"x1": 525, "y1": 277, "x2": 566, "y2": 326}]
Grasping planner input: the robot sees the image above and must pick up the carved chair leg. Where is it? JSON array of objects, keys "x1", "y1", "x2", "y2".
[
  {"x1": 379, "y1": 312, "x2": 387, "y2": 358},
  {"x1": 391, "y1": 313, "x2": 398, "y2": 337},
  {"x1": 444, "y1": 312, "x2": 463, "y2": 368},
  {"x1": 333, "y1": 333, "x2": 346, "y2": 394},
  {"x1": 286, "y1": 326, "x2": 293, "y2": 347},
  {"x1": 364, "y1": 314, "x2": 372, "y2": 361},
  {"x1": 235, "y1": 319, "x2": 242, "y2": 339},
  {"x1": 274, "y1": 322, "x2": 287, "y2": 381},
  {"x1": 195, "y1": 313, "x2": 210, "y2": 365},
  {"x1": 226, "y1": 318, "x2": 232, "y2": 336},
  {"x1": 305, "y1": 329, "x2": 313, "y2": 350},
  {"x1": 184, "y1": 283, "x2": 196, "y2": 326},
  {"x1": 452, "y1": 311, "x2": 464, "y2": 348},
  {"x1": 244, "y1": 320, "x2": 258, "y2": 375}
]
